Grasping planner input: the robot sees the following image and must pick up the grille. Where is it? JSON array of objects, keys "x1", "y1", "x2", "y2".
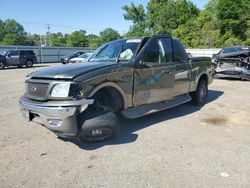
[{"x1": 26, "y1": 82, "x2": 49, "y2": 99}]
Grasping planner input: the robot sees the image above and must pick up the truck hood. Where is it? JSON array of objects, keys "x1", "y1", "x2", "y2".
[{"x1": 28, "y1": 61, "x2": 116, "y2": 80}]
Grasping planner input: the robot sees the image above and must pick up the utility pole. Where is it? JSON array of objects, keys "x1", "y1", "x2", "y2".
[{"x1": 47, "y1": 24, "x2": 51, "y2": 46}]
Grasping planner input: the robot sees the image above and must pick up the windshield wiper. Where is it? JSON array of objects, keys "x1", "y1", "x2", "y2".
[{"x1": 116, "y1": 45, "x2": 124, "y2": 63}]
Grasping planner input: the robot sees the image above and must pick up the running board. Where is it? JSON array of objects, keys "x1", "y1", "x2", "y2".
[{"x1": 121, "y1": 94, "x2": 192, "y2": 119}]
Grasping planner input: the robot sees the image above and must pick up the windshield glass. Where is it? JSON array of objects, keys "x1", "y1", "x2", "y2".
[{"x1": 89, "y1": 39, "x2": 141, "y2": 62}]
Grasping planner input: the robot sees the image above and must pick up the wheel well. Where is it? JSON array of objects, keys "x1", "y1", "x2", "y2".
[
  {"x1": 198, "y1": 74, "x2": 208, "y2": 84},
  {"x1": 26, "y1": 59, "x2": 33, "y2": 63},
  {"x1": 91, "y1": 87, "x2": 124, "y2": 112}
]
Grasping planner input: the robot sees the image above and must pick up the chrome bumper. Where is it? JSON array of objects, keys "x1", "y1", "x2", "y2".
[{"x1": 19, "y1": 96, "x2": 94, "y2": 136}]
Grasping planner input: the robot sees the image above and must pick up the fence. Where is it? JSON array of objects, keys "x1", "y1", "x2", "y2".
[
  {"x1": 186, "y1": 48, "x2": 221, "y2": 57},
  {"x1": 0, "y1": 45, "x2": 95, "y2": 63},
  {"x1": 0, "y1": 45, "x2": 221, "y2": 63}
]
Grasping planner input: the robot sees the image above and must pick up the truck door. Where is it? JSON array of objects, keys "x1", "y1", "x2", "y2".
[
  {"x1": 172, "y1": 40, "x2": 191, "y2": 96},
  {"x1": 5, "y1": 50, "x2": 20, "y2": 65},
  {"x1": 133, "y1": 37, "x2": 176, "y2": 106}
]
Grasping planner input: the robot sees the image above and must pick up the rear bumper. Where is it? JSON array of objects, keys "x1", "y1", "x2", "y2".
[{"x1": 19, "y1": 96, "x2": 94, "y2": 136}]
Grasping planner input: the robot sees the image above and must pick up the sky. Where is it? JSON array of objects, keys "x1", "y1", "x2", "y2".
[{"x1": 0, "y1": 0, "x2": 209, "y2": 35}]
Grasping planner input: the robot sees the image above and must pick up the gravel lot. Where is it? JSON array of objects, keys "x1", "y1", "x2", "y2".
[{"x1": 1, "y1": 64, "x2": 250, "y2": 187}]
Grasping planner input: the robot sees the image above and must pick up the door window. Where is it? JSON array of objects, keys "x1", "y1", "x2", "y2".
[
  {"x1": 8, "y1": 51, "x2": 19, "y2": 56},
  {"x1": 143, "y1": 39, "x2": 165, "y2": 64}
]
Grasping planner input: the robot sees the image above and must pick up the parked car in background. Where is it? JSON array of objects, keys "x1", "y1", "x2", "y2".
[
  {"x1": 61, "y1": 51, "x2": 84, "y2": 64},
  {"x1": 19, "y1": 35, "x2": 213, "y2": 142},
  {"x1": 212, "y1": 46, "x2": 250, "y2": 80},
  {"x1": 0, "y1": 50, "x2": 37, "y2": 69},
  {"x1": 0, "y1": 53, "x2": 6, "y2": 69},
  {"x1": 69, "y1": 53, "x2": 92, "y2": 63}
]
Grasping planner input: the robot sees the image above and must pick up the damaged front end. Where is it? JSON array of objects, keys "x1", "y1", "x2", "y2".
[{"x1": 212, "y1": 47, "x2": 250, "y2": 80}]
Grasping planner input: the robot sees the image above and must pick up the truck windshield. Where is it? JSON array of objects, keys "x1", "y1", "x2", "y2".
[{"x1": 89, "y1": 39, "x2": 141, "y2": 62}]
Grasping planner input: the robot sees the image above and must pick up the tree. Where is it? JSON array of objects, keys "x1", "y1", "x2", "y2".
[
  {"x1": 88, "y1": 34, "x2": 102, "y2": 48},
  {"x1": 0, "y1": 19, "x2": 27, "y2": 45},
  {"x1": 147, "y1": 0, "x2": 199, "y2": 34},
  {"x1": 122, "y1": 3, "x2": 149, "y2": 37},
  {"x1": 217, "y1": 0, "x2": 248, "y2": 41},
  {"x1": 50, "y1": 32, "x2": 67, "y2": 46},
  {"x1": 67, "y1": 30, "x2": 88, "y2": 47},
  {"x1": 99, "y1": 28, "x2": 121, "y2": 44}
]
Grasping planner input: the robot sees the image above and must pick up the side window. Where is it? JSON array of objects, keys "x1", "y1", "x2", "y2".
[
  {"x1": 173, "y1": 40, "x2": 188, "y2": 62},
  {"x1": 20, "y1": 51, "x2": 27, "y2": 56},
  {"x1": 143, "y1": 39, "x2": 165, "y2": 64},
  {"x1": 9, "y1": 51, "x2": 19, "y2": 56},
  {"x1": 161, "y1": 38, "x2": 172, "y2": 63}
]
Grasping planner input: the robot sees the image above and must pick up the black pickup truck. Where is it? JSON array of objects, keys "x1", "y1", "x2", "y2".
[{"x1": 19, "y1": 35, "x2": 213, "y2": 142}]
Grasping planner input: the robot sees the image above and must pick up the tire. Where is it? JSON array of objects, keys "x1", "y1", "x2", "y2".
[
  {"x1": 0, "y1": 61, "x2": 5, "y2": 70},
  {"x1": 191, "y1": 79, "x2": 208, "y2": 106},
  {"x1": 26, "y1": 60, "x2": 33, "y2": 68},
  {"x1": 78, "y1": 112, "x2": 120, "y2": 142}
]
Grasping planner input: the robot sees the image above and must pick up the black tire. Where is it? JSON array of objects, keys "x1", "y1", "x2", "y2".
[
  {"x1": 26, "y1": 60, "x2": 33, "y2": 68},
  {"x1": 191, "y1": 79, "x2": 208, "y2": 106},
  {"x1": 0, "y1": 61, "x2": 5, "y2": 70},
  {"x1": 78, "y1": 112, "x2": 120, "y2": 142}
]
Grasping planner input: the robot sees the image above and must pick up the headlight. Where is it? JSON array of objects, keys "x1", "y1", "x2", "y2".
[{"x1": 51, "y1": 83, "x2": 70, "y2": 97}]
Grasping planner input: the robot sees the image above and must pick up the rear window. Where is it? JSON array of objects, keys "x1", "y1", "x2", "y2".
[
  {"x1": 173, "y1": 39, "x2": 188, "y2": 62},
  {"x1": 21, "y1": 50, "x2": 35, "y2": 55}
]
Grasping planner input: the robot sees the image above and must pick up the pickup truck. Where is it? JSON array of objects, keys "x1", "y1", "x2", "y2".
[{"x1": 19, "y1": 35, "x2": 213, "y2": 142}]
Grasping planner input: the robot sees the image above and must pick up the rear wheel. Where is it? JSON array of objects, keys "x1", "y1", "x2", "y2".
[
  {"x1": 78, "y1": 112, "x2": 120, "y2": 142},
  {"x1": 0, "y1": 61, "x2": 5, "y2": 70},
  {"x1": 26, "y1": 60, "x2": 33, "y2": 68},
  {"x1": 191, "y1": 79, "x2": 208, "y2": 106}
]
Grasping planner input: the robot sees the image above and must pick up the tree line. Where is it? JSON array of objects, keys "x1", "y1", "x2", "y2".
[
  {"x1": 123, "y1": 0, "x2": 249, "y2": 48},
  {"x1": 0, "y1": 0, "x2": 249, "y2": 48}
]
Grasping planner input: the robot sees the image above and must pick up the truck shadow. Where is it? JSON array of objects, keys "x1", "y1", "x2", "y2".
[{"x1": 59, "y1": 89, "x2": 224, "y2": 150}]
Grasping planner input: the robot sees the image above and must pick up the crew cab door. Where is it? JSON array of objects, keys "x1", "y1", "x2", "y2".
[
  {"x1": 133, "y1": 37, "x2": 175, "y2": 106},
  {"x1": 172, "y1": 40, "x2": 191, "y2": 96},
  {"x1": 5, "y1": 50, "x2": 20, "y2": 65}
]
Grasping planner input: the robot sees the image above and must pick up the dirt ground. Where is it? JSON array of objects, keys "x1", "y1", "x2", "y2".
[{"x1": 0, "y1": 64, "x2": 250, "y2": 188}]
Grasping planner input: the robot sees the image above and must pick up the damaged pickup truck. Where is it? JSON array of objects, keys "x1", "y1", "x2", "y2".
[
  {"x1": 212, "y1": 46, "x2": 250, "y2": 80},
  {"x1": 19, "y1": 35, "x2": 213, "y2": 142}
]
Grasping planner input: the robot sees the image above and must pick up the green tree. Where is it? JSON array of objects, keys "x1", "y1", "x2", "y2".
[
  {"x1": 0, "y1": 19, "x2": 27, "y2": 45},
  {"x1": 217, "y1": 0, "x2": 248, "y2": 41},
  {"x1": 147, "y1": 0, "x2": 199, "y2": 34},
  {"x1": 67, "y1": 30, "x2": 88, "y2": 47},
  {"x1": 50, "y1": 32, "x2": 67, "y2": 46},
  {"x1": 122, "y1": 3, "x2": 149, "y2": 37},
  {"x1": 88, "y1": 34, "x2": 102, "y2": 48},
  {"x1": 99, "y1": 28, "x2": 121, "y2": 44}
]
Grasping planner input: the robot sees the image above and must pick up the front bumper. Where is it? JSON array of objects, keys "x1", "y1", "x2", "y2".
[{"x1": 19, "y1": 96, "x2": 94, "y2": 136}]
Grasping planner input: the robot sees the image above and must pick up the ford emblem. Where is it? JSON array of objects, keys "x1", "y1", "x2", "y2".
[{"x1": 31, "y1": 86, "x2": 37, "y2": 92}]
